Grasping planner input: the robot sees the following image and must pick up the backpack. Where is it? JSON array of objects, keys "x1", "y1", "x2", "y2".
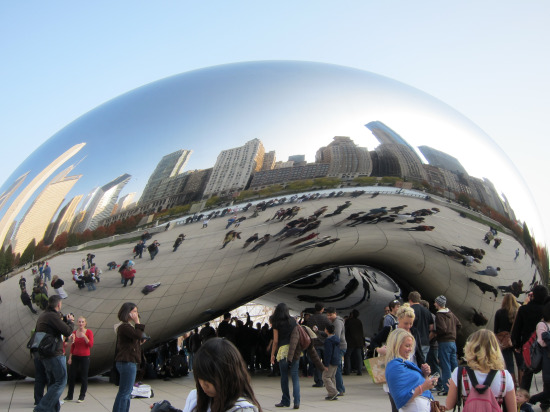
[
  {"x1": 151, "y1": 400, "x2": 182, "y2": 412},
  {"x1": 457, "y1": 367, "x2": 505, "y2": 412},
  {"x1": 522, "y1": 322, "x2": 549, "y2": 372}
]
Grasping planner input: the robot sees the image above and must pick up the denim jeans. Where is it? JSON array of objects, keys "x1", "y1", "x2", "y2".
[
  {"x1": 427, "y1": 346, "x2": 442, "y2": 389},
  {"x1": 438, "y1": 341, "x2": 457, "y2": 393},
  {"x1": 35, "y1": 355, "x2": 67, "y2": 412},
  {"x1": 112, "y1": 361, "x2": 137, "y2": 412},
  {"x1": 335, "y1": 348, "x2": 346, "y2": 393},
  {"x1": 150, "y1": 249, "x2": 158, "y2": 260},
  {"x1": 33, "y1": 353, "x2": 47, "y2": 406},
  {"x1": 278, "y1": 358, "x2": 300, "y2": 406}
]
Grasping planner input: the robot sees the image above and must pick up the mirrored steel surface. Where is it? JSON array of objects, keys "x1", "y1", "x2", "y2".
[{"x1": 0, "y1": 61, "x2": 542, "y2": 376}]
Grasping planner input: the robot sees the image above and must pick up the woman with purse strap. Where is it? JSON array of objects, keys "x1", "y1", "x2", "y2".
[{"x1": 494, "y1": 294, "x2": 520, "y2": 386}]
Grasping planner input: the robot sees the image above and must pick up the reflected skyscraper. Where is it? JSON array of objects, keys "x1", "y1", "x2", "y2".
[
  {"x1": 139, "y1": 149, "x2": 192, "y2": 205},
  {"x1": 261, "y1": 151, "x2": 276, "y2": 171},
  {"x1": 13, "y1": 166, "x2": 82, "y2": 254},
  {"x1": 203, "y1": 139, "x2": 265, "y2": 197},
  {"x1": 365, "y1": 123, "x2": 427, "y2": 182},
  {"x1": 44, "y1": 194, "x2": 83, "y2": 244},
  {"x1": 418, "y1": 145, "x2": 467, "y2": 175},
  {"x1": 0, "y1": 172, "x2": 28, "y2": 213},
  {"x1": 73, "y1": 174, "x2": 131, "y2": 232},
  {"x1": 0, "y1": 143, "x2": 85, "y2": 248},
  {"x1": 315, "y1": 136, "x2": 372, "y2": 178},
  {"x1": 112, "y1": 193, "x2": 136, "y2": 215},
  {"x1": 366, "y1": 121, "x2": 417, "y2": 152}
]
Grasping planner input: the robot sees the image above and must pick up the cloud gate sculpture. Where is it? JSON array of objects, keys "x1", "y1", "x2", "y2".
[{"x1": 0, "y1": 61, "x2": 543, "y2": 377}]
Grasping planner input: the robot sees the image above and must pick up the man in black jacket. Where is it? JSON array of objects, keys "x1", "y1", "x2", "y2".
[
  {"x1": 34, "y1": 295, "x2": 74, "y2": 412},
  {"x1": 305, "y1": 303, "x2": 331, "y2": 387},
  {"x1": 511, "y1": 284, "x2": 548, "y2": 391}
]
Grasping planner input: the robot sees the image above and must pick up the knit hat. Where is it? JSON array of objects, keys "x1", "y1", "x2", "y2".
[{"x1": 435, "y1": 295, "x2": 447, "y2": 307}]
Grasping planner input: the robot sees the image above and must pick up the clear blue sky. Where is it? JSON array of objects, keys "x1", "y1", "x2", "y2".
[{"x1": 1, "y1": 1, "x2": 549, "y2": 243}]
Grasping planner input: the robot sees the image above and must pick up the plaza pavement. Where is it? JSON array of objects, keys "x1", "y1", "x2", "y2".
[
  {"x1": 1, "y1": 370, "x2": 546, "y2": 412},
  {"x1": 0, "y1": 370, "x2": 439, "y2": 412}
]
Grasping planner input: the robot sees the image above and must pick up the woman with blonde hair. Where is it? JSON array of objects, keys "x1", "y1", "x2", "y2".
[
  {"x1": 374, "y1": 304, "x2": 430, "y2": 411},
  {"x1": 445, "y1": 329, "x2": 516, "y2": 411},
  {"x1": 494, "y1": 294, "x2": 520, "y2": 384},
  {"x1": 385, "y1": 328, "x2": 437, "y2": 411},
  {"x1": 65, "y1": 316, "x2": 94, "y2": 402},
  {"x1": 374, "y1": 304, "x2": 425, "y2": 365}
]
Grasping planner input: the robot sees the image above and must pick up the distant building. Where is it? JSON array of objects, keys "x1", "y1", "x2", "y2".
[
  {"x1": 73, "y1": 173, "x2": 131, "y2": 232},
  {"x1": 203, "y1": 139, "x2": 265, "y2": 197},
  {"x1": 365, "y1": 121, "x2": 416, "y2": 153},
  {"x1": 249, "y1": 163, "x2": 330, "y2": 189},
  {"x1": 288, "y1": 155, "x2": 306, "y2": 164},
  {"x1": 139, "y1": 149, "x2": 192, "y2": 205},
  {"x1": 418, "y1": 146, "x2": 467, "y2": 175},
  {"x1": 0, "y1": 172, "x2": 28, "y2": 213},
  {"x1": 44, "y1": 194, "x2": 83, "y2": 244},
  {"x1": 365, "y1": 123, "x2": 426, "y2": 182},
  {"x1": 261, "y1": 151, "x2": 276, "y2": 171},
  {"x1": 315, "y1": 136, "x2": 372, "y2": 178},
  {"x1": 467, "y1": 176, "x2": 506, "y2": 215},
  {"x1": 372, "y1": 144, "x2": 427, "y2": 182},
  {"x1": 274, "y1": 161, "x2": 295, "y2": 169},
  {"x1": 112, "y1": 193, "x2": 136, "y2": 215},
  {"x1": 0, "y1": 142, "x2": 85, "y2": 249},
  {"x1": 13, "y1": 167, "x2": 82, "y2": 254},
  {"x1": 100, "y1": 168, "x2": 213, "y2": 226}
]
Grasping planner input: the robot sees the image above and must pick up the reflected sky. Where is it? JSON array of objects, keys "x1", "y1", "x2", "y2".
[{"x1": 0, "y1": 61, "x2": 542, "y2": 243}]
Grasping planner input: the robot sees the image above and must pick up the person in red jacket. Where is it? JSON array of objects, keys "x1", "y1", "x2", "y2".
[
  {"x1": 65, "y1": 316, "x2": 94, "y2": 402},
  {"x1": 122, "y1": 261, "x2": 136, "y2": 287}
]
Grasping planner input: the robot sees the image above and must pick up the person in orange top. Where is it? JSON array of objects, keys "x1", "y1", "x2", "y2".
[{"x1": 65, "y1": 316, "x2": 94, "y2": 402}]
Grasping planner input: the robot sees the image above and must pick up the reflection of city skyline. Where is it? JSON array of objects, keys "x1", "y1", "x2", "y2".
[{"x1": 0, "y1": 119, "x2": 515, "y2": 253}]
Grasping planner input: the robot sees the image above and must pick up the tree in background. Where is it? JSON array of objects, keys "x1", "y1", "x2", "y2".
[{"x1": 19, "y1": 239, "x2": 35, "y2": 266}]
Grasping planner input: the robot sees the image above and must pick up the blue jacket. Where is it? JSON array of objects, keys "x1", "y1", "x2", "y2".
[
  {"x1": 385, "y1": 358, "x2": 433, "y2": 409},
  {"x1": 323, "y1": 335, "x2": 340, "y2": 367}
]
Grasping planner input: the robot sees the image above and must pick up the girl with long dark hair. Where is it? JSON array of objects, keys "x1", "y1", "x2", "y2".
[
  {"x1": 112, "y1": 302, "x2": 146, "y2": 412},
  {"x1": 183, "y1": 338, "x2": 261, "y2": 412},
  {"x1": 270, "y1": 303, "x2": 300, "y2": 409}
]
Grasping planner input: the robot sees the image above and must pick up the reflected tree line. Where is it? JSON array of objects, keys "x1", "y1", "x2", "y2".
[
  {"x1": 0, "y1": 214, "x2": 144, "y2": 276},
  {"x1": 1, "y1": 175, "x2": 548, "y2": 283}
]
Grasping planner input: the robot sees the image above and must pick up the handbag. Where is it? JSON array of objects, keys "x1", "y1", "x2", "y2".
[
  {"x1": 27, "y1": 331, "x2": 47, "y2": 351},
  {"x1": 37, "y1": 334, "x2": 59, "y2": 358},
  {"x1": 296, "y1": 325, "x2": 311, "y2": 350},
  {"x1": 495, "y1": 331, "x2": 513, "y2": 350},
  {"x1": 364, "y1": 356, "x2": 386, "y2": 384},
  {"x1": 430, "y1": 399, "x2": 445, "y2": 412}
]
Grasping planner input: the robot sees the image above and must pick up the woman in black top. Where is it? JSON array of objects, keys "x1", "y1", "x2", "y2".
[
  {"x1": 270, "y1": 303, "x2": 299, "y2": 409},
  {"x1": 112, "y1": 302, "x2": 146, "y2": 412},
  {"x1": 494, "y1": 293, "x2": 520, "y2": 386}
]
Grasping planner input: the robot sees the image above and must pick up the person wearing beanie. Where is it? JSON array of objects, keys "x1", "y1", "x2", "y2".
[{"x1": 433, "y1": 295, "x2": 461, "y2": 396}]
